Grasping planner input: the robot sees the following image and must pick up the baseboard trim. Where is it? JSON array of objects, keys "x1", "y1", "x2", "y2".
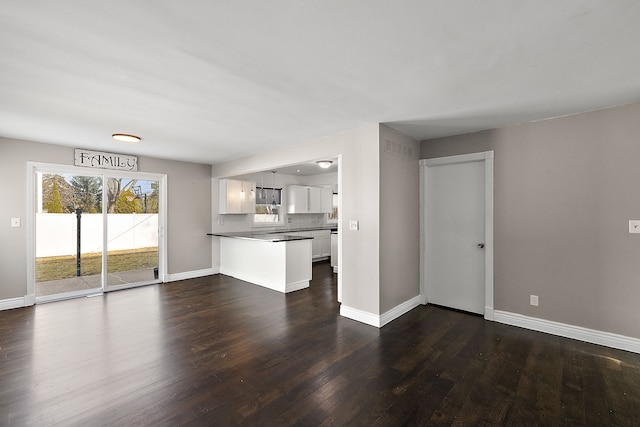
[
  {"x1": 0, "y1": 297, "x2": 27, "y2": 311},
  {"x1": 484, "y1": 306, "x2": 495, "y2": 321},
  {"x1": 341, "y1": 295, "x2": 422, "y2": 328},
  {"x1": 380, "y1": 295, "x2": 422, "y2": 327},
  {"x1": 165, "y1": 268, "x2": 218, "y2": 283},
  {"x1": 25, "y1": 294, "x2": 35, "y2": 306},
  {"x1": 340, "y1": 304, "x2": 380, "y2": 327},
  {"x1": 285, "y1": 280, "x2": 310, "y2": 293},
  {"x1": 494, "y1": 310, "x2": 640, "y2": 354}
]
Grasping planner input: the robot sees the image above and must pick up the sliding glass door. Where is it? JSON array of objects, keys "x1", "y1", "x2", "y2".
[
  {"x1": 35, "y1": 172, "x2": 104, "y2": 300},
  {"x1": 31, "y1": 164, "x2": 166, "y2": 302},
  {"x1": 105, "y1": 177, "x2": 160, "y2": 290}
]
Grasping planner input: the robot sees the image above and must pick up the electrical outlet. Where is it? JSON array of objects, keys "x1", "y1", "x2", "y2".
[
  {"x1": 217, "y1": 219, "x2": 224, "y2": 225},
  {"x1": 629, "y1": 220, "x2": 640, "y2": 234},
  {"x1": 349, "y1": 220, "x2": 359, "y2": 231},
  {"x1": 530, "y1": 295, "x2": 539, "y2": 306},
  {"x1": 11, "y1": 218, "x2": 21, "y2": 228}
]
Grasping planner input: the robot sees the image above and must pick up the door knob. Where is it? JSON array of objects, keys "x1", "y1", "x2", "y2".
[{"x1": 477, "y1": 243, "x2": 485, "y2": 249}]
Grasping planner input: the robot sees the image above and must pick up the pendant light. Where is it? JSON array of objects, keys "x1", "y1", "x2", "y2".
[
  {"x1": 239, "y1": 176, "x2": 246, "y2": 201},
  {"x1": 271, "y1": 171, "x2": 277, "y2": 206}
]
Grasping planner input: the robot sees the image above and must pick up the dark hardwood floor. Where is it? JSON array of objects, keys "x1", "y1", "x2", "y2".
[{"x1": 2, "y1": 261, "x2": 640, "y2": 426}]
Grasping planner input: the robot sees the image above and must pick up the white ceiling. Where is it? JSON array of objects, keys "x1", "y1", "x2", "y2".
[{"x1": 2, "y1": 1, "x2": 640, "y2": 165}]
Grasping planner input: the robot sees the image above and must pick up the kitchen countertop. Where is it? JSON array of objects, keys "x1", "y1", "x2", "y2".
[
  {"x1": 207, "y1": 232, "x2": 313, "y2": 242},
  {"x1": 208, "y1": 225, "x2": 338, "y2": 242},
  {"x1": 264, "y1": 226, "x2": 337, "y2": 233}
]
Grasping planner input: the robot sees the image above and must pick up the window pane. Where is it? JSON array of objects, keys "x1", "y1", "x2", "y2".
[
  {"x1": 254, "y1": 205, "x2": 280, "y2": 223},
  {"x1": 256, "y1": 187, "x2": 281, "y2": 205}
]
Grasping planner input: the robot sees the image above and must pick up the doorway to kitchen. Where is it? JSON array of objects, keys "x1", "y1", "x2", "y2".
[{"x1": 28, "y1": 163, "x2": 167, "y2": 303}]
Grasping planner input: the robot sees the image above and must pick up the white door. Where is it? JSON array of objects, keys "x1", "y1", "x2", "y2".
[{"x1": 422, "y1": 153, "x2": 493, "y2": 315}]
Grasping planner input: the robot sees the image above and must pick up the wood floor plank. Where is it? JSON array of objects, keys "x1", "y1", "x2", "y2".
[
  {"x1": 559, "y1": 347, "x2": 588, "y2": 425},
  {"x1": 2, "y1": 261, "x2": 640, "y2": 426}
]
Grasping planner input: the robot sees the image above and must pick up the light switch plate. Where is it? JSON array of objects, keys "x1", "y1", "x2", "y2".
[
  {"x1": 629, "y1": 220, "x2": 640, "y2": 234},
  {"x1": 349, "y1": 220, "x2": 359, "y2": 231}
]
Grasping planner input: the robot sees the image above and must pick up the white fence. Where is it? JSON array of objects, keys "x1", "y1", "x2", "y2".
[{"x1": 36, "y1": 213, "x2": 158, "y2": 257}]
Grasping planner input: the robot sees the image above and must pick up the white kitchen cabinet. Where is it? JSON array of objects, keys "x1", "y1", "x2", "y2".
[
  {"x1": 287, "y1": 185, "x2": 309, "y2": 213},
  {"x1": 330, "y1": 232, "x2": 338, "y2": 272},
  {"x1": 289, "y1": 229, "x2": 330, "y2": 260},
  {"x1": 287, "y1": 185, "x2": 332, "y2": 214},
  {"x1": 219, "y1": 236, "x2": 311, "y2": 293},
  {"x1": 321, "y1": 189, "x2": 333, "y2": 213},
  {"x1": 308, "y1": 186, "x2": 322, "y2": 213},
  {"x1": 312, "y1": 234, "x2": 321, "y2": 258},
  {"x1": 219, "y1": 179, "x2": 255, "y2": 214},
  {"x1": 310, "y1": 230, "x2": 331, "y2": 260},
  {"x1": 319, "y1": 235, "x2": 331, "y2": 258}
]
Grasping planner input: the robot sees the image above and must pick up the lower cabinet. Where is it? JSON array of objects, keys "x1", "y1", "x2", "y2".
[
  {"x1": 311, "y1": 230, "x2": 331, "y2": 261},
  {"x1": 330, "y1": 233, "x2": 337, "y2": 269},
  {"x1": 294, "y1": 230, "x2": 331, "y2": 261}
]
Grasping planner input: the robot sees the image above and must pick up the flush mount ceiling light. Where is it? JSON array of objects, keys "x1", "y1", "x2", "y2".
[
  {"x1": 112, "y1": 133, "x2": 141, "y2": 143},
  {"x1": 316, "y1": 160, "x2": 333, "y2": 169}
]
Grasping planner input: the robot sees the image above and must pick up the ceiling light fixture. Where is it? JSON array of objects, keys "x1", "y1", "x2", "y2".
[
  {"x1": 239, "y1": 178, "x2": 246, "y2": 202},
  {"x1": 112, "y1": 133, "x2": 141, "y2": 143},
  {"x1": 316, "y1": 160, "x2": 332, "y2": 169}
]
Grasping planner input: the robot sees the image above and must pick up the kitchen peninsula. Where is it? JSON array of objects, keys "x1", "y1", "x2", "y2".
[{"x1": 208, "y1": 232, "x2": 313, "y2": 293}]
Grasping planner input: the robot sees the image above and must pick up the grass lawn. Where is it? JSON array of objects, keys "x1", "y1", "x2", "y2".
[{"x1": 36, "y1": 247, "x2": 159, "y2": 282}]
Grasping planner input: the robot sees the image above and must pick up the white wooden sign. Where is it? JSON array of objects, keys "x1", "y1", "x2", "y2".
[{"x1": 74, "y1": 149, "x2": 138, "y2": 171}]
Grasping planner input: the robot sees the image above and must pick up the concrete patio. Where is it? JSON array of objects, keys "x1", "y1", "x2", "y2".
[{"x1": 36, "y1": 267, "x2": 158, "y2": 297}]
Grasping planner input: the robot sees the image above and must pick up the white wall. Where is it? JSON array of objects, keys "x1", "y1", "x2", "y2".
[{"x1": 379, "y1": 125, "x2": 421, "y2": 313}]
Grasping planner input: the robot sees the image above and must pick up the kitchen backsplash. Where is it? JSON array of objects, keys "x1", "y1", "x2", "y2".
[{"x1": 286, "y1": 214, "x2": 326, "y2": 229}]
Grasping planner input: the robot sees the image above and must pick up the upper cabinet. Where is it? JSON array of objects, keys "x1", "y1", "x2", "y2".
[
  {"x1": 287, "y1": 185, "x2": 332, "y2": 214},
  {"x1": 308, "y1": 186, "x2": 323, "y2": 213},
  {"x1": 322, "y1": 188, "x2": 333, "y2": 213},
  {"x1": 219, "y1": 179, "x2": 255, "y2": 214},
  {"x1": 287, "y1": 185, "x2": 308, "y2": 214}
]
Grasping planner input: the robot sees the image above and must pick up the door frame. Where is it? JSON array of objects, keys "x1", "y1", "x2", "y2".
[
  {"x1": 26, "y1": 162, "x2": 168, "y2": 304},
  {"x1": 419, "y1": 151, "x2": 494, "y2": 320}
]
